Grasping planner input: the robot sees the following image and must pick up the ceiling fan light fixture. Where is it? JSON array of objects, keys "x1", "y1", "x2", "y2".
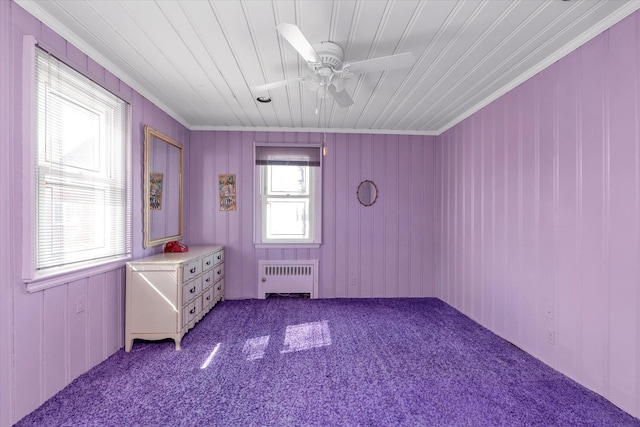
[
  {"x1": 306, "y1": 74, "x2": 322, "y2": 92},
  {"x1": 317, "y1": 66, "x2": 333, "y2": 77},
  {"x1": 332, "y1": 77, "x2": 347, "y2": 92}
]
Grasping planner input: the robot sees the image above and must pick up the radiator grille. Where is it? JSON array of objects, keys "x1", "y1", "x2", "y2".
[
  {"x1": 258, "y1": 260, "x2": 318, "y2": 299},
  {"x1": 264, "y1": 265, "x2": 314, "y2": 277}
]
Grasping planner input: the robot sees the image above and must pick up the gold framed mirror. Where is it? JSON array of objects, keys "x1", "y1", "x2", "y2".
[
  {"x1": 143, "y1": 125, "x2": 183, "y2": 248},
  {"x1": 357, "y1": 180, "x2": 378, "y2": 207}
]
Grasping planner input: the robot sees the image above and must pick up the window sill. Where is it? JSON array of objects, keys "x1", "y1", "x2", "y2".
[
  {"x1": 24, "y1": 256, "x2": 131, "y2": 293},
  {"x1": 254, "y1": 243, "x2": 321, "y2": 249}
]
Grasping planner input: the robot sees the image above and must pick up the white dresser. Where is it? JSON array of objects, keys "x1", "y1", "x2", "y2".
[{"x1": 125, "y1": 245, "x2": 224, "y2": 351}]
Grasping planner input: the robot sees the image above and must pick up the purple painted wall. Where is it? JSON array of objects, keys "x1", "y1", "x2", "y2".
[
  {"x1": 435, "y1": 11, "x2": 640, "y2": 418},
  {"x1": 188, "y1": 131, "x2": 437, "y2": 300},
  {"x1": 0, "y1": 2, "x2": 189, "y2": 424},
  {"x1": 3, "y1": 0, "x2": 640, "y2": 424}
]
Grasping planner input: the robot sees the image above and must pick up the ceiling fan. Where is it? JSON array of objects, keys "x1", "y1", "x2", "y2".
[{"x1": 253, "y1": 23, "x2": 416, "y2": 108}]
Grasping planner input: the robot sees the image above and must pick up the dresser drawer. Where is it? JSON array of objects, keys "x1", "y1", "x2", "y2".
[
  {"x1": 183, "y1": 298, "x2": 202, "y2": 327},
  {"x1": 214, "y1": 278, "x2": 224, "y2": 301},
  {"x1": 202, "y1": 287, "x2": 214, "y2": 310},
  {"x1": 214, "y1": 263, "x2": 224, "y2": 282},
  {"x1": 183, "y1": 259, "x2": 201, "y2": 282},
  {"x1": 202, "y1": 253, "x2": 215, "y2": 271},
  {"x1": 213, "y1": 249, "x2": 224, "y2": 266},
  {"x1": 202, "y1": 270, "x2": 214, "y2": 290},
  {"x1": 182, "y1": 277, "x2": 202, "y2": 304}
]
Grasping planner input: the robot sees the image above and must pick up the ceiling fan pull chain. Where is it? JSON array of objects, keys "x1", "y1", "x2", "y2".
[{"x1": 323, "y1": 86, "x2": 328, "y2": 156}]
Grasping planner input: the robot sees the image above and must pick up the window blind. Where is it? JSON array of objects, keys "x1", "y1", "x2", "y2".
[
  {"x1": 255, "y1": 145, "x2": 321, "y2": 166},
  {"x1": 33, "y1": 47, "x2": 131, "y2": 273}
]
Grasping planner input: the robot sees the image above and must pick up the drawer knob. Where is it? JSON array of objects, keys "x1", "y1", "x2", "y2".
[
  {"x1": 217, "y1": 270, "x2": 221, "y2": 275},
  {"x1": 206, "y1": 261, "x2": 211, "y2": 266},
  {"x1": 206, "y1": 277, "x2": 211, "y2": 283},
  {"x1": 190, "y1": 287, "x2": 196, "y2": 294},
  {"x1": 190, "y1": 267, "x2": 196, "y2": 274},
  {"x1": 190, "y1": 307, "x2": 196, "y2": 314},
  {"x1": 217, "y1": 255, "x2": 221, "y2": 260}
]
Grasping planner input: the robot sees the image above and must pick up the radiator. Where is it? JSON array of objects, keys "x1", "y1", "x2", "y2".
[{"x1": 258, "y1": 260, "x2": 318, "y2": 299}]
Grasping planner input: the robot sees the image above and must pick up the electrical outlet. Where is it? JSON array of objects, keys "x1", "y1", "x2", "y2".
[
  {"x1": 76, "y1": 295, "x2": 86, "y2": 314},
  {"x1": 546, "y1": 328, "x2": 555, "y2": 345}
]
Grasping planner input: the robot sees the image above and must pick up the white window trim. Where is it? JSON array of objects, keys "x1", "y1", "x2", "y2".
[
  {"x1": 253, "y1": 143, "x2": 322, "y2": 248},
  {"x1": 21, "y1": 36, "x2": 132, "y2": 292}
]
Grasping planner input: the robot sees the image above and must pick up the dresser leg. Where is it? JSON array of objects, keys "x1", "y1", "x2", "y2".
[{"x1": 125, "y1": 339, "x2": 133, "y2": 352}]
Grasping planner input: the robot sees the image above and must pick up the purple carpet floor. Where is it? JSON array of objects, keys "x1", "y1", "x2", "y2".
[{"x1": 15, "y1": 298, "x2": 640, "y2": 426}]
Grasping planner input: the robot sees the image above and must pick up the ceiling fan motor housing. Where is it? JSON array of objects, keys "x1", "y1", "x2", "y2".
[{"x1": 311, "y1": 41, "x2": 344, "y2": 70}]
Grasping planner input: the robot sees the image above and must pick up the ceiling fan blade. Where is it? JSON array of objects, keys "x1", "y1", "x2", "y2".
[
  {"x1": 345, "y1": 52, "x2": 415, "y2": 74},
  {"x1": 252, "y1": 77, "x2": 303, "y2": 92},
  {"x1": 328, "y1": 85, "x2": 354, "y2": 108},
  {"x1": 276, "y1": 23, "x2": 322, "y2": 64}
]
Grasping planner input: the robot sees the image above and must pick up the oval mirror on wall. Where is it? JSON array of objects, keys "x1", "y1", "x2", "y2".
[{"x1": 357, "y1": 180, "x2": 378, "y2": 207}]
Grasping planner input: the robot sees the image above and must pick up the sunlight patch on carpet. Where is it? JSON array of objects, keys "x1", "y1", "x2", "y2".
[
  {"x1": 200, "y1": 343, "x2": 221, "y2": 369},
  {"x1": 243, "y1": 336, "x2": 270, "y2": 360},
  {"x1": 281, "y1": 320, "x2": 332, "y2": 354}
]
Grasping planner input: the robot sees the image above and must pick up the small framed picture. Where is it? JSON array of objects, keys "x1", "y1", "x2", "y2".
[
  {"x1": 219, "y1": 174, "x2": 236, "y2": 211},
  {"x1": 149, "y1": 172, "x2": 163, "y2": 210}
]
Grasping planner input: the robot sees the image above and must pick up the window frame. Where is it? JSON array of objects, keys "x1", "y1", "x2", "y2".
[
  {"x1": 22, "y1": 37, "x2": 132, "y2": 292},
  {"x1": 253, "y1": 143, "x2": 322, "y2": 248}
]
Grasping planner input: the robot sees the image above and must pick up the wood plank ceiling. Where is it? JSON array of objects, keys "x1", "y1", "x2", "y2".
[{"x1": 16, "y1": 0, "x2": 640, "y2": 135}]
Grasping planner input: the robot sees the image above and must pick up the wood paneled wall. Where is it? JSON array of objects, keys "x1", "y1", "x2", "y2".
[
  {"x1": 4, "y1": 0, "x2": 640, "y2": 424},
  {"x1": 188, "y1": 131, "x2": 437, "y2": 300},
  {"x1": 1, "y1": 3, "x2": 190, "y2": 424},
  {"x1": 435, "y1": 12, "x2": 640, "y2": 418},
  {"x1": 0, "y1": 1, "x2": 14, "y2": 426}
]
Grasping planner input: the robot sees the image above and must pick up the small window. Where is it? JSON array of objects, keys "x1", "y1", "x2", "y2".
[
  {"x1": 254, "y1": 145, "x2": 322, "y2": 246},
  {"x1": 24, "y1": 47, "x2": 131, "y2": 281}
]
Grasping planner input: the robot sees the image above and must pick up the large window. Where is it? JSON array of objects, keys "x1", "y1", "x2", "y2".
[
  {"x1": 254, "y1": 145, "x2": 322, "y2": 246},
  {"x1": 24, "y1": 46, "x2": 131, "y2": 282}
]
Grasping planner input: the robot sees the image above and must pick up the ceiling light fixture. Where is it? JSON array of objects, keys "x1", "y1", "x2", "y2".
[{"x1": 256, "y1": 96, "x2": 272, "y2": 103}]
